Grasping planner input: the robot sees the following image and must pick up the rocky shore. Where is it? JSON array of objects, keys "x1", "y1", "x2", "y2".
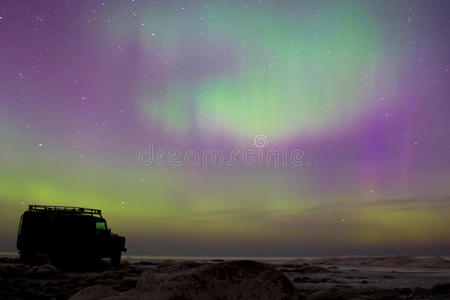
[{"x1": 0, "y1": 256, "x2": 449, "y2": 299}]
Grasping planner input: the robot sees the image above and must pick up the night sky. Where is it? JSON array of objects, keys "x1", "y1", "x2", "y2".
[{"x1": 1, "y1": 0, "x2": 449, "y2": 256}]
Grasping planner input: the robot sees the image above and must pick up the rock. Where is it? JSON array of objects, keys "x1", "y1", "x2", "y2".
[
  {"x1": 0, "y1": 277, "x2": 16, "y2": 293},
  {"x1": 306, "y1": 287, "x2": 357, "y2": 300},
  {"x1": 295, "y1": 264, "x2": 328, "y2": 273},
  {"x1": 123, "y1": 278, "x2": 138, "y2": 287},
  {"x1": 129, "y1": 260, "x2": 299, "y2": 299},
  {"x1": 431, "y1": 282, "x2": 450, "y2": 295},
  {"x1": 0, "y1": 263, "x2": 28, "y2": 277},
  {"x1": 369, "y1": 290, "x2": 402, "y2": 300},
  {"x1": 305, "y1": 256, "x2": 450, "y2": 268},
  {"x1": 95, "y1": 278, "x2": 120, "y2": 286},
  {"x1": 120, "y1": 260, "x2": 130, "y2": 267},
  {"x1": 414, "y1": 286, "x2": 428, "y2": 293},
  {"x1": 68, "y1": 274, "x2": 85, "y2": 283},
  {"x1": 134, "y1": 260, "x2": 157, "y2": 266},
  {"x1": 0, "y1": 257, "x2": 19, "y2": 264},
  {"x1": 68, "y1": 285, "x2": 119, "y2": 300},
  {"x1": 101, "y1": 270, "x2": 122, "y2": 279},
  {"x1": 293, "y1": 276, "x2": 311, "y2": 283},
  {"x1": 116, "y1": 278, "x2": 137, "y2": 291},
  {"x1": 396, "y1": 287, "x2": 412, "y2": 295},
  {"x1": 281, "y1": 263, "x2": 328, "y2": 274},
  {"x1": 155, "y1": 260, "x2": 205, "y2": 272},
  {"x1": 25, "y1": 264, "x2": 65, "y2": 278},
  {"x1": 122, "y1": 268, "x2": 143, "y2": 277}
]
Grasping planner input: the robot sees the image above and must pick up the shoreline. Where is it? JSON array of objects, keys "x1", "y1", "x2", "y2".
[{"x1": 1, "y1": 255, "x2": 449, "y2": 299}]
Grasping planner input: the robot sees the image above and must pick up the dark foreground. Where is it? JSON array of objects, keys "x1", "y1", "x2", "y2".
[{"x1": 0, "y1": 256, "x2": 449, "y2": 299}]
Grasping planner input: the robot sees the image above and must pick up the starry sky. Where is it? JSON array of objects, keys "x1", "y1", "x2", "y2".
[{"x1": 0, "y1": 0, "x2": 449, "y2": 256}]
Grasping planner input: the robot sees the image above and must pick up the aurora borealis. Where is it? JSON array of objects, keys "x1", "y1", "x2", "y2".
[{"x1": 0, "y1": 0, "x2": 449, "y2": 256}]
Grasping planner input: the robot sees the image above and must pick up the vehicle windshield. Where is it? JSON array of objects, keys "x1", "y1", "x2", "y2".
[{"x1": 96, "y1": 221, "x2": 106, "y2": 230}]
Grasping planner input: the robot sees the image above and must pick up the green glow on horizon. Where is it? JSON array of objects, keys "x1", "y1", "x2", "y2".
[{"x1": 1, "y1": 159, "x2": 448, "y2": 247}]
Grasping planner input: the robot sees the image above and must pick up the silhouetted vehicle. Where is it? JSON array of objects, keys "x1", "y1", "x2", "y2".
[{"x1": 17, "y1": 205, "x2": 126, "y2": 267}]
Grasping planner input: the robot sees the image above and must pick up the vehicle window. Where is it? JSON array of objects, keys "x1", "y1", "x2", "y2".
[{"x1": 96, "y1": 221, "x2": 106, "y2": 230}]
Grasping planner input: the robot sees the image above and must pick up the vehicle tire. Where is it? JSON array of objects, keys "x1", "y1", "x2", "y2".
[
  {"x1": 111, "y1": 251, "x2": 121, "y2": 267},
  {"x1": 20, "y1": 250, "x2": 36, "y2": 265}
]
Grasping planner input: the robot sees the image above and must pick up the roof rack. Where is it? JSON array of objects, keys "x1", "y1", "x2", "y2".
[{"x1": 28, "y1": 205, "x2": 102, "y2": 216}]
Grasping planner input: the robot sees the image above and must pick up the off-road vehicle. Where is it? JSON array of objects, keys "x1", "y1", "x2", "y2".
[{"x1": 17, "y1": 205, "x2": 126, "y2": 266}]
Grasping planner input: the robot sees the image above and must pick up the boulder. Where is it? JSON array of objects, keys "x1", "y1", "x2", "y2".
[
  {"x1": 431, "y1": 282, "x2": 450, "y2": 295},
  {"x1": 155, "y1": 260, "x2": 205, "y2": 273},
  {"x1": 68, "y1": 285, "x2": 118, "y2": 300},
  {"x1": 0, "y1": 263, "x2": 28, "y2": 277},
  {"x1": 305, "y1": 287, "x2": 358, "y2": 300},
  {"x1": 130, "y1": 260, "x2": 299, "y2": 299}
]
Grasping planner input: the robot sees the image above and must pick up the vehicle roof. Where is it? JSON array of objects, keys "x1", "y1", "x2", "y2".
[{"x1": 24, "y1": 205, "x2": 103, "y2": 218}]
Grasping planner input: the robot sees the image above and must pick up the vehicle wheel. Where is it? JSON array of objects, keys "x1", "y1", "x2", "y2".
[
  {"x1": 20, "y1": 251, "x2": 36, "y2": 265},
  {"x1": 111, "y1": 251, "x2": 121, "y2": 267}
]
